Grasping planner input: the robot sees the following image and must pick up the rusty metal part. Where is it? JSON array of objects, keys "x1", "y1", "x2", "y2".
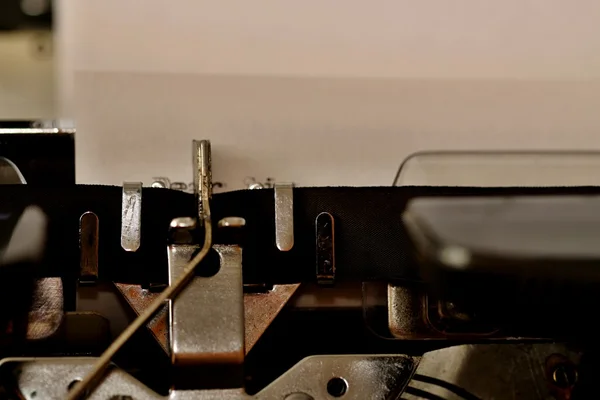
[
  {"x1": 114, "y1": 284, "x2": 167, "y2": 352},
  {"x1": 388, "y1": 284, "x2": 503, "y2": 339},
  {"x1": 244, "y1": 284, "x2": 299, "y2": 352},
  {"x1": 387, "y1": 284, "x2": 444, "y2": 339},
  {"x1": 79, "y1": 212, "x2": 99, "y2": 284},
  {"x1": 27, "y1": 278, "x2": 63, "y2": 340},
  {"x1": 115, "y1": 283, "x2": 299, "y2": 353}
]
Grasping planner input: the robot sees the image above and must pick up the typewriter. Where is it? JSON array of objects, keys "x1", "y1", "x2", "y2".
[{"x1": 0, "y1": 123, "x2": 595, "y2": 400}]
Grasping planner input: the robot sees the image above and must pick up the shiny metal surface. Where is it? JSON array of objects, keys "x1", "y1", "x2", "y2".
[
  {"x1": 218, "y1": 217, "x2": 247, "y2": 228},
  {"x1": 168, "y1": 245, "x2": 244, "y2": 366},
  {"x1": 193, "y1": 140, "x2": 212, "y2": 223},
  {"x1": 67, "y1": 140, "x2": 215, "y2": 400},
  {"x1": 409, "y1": 344, "x2": 581, "y2": 400},
  {"x1": 27, "y1": 278, "x2": 63, "y2": 340},
  {"x1": 78, "y1": 212, "x2": 99, "y2": 284},
  {"x1": 315, "y1": 212, "x2": 335, "y2": 285},
  {"x1": 257, "y1": 355, "x2": 416, "y2": 400},
  {"x1": 0, "y1": 128, "x2": 76, "y2": 134},
  {"x1": 121, "y1": 182, "x2": 142, "y2": 252},
  {"x1": 116, "y1": 281, "x2": 297, "y2": 354},
  {"x1": 244, "y1": 284, "x2": 299, "y2": 352},
  {"x1": 0, "y1": 157, "x2": 26, "y2": 183},
  {"x1": 170, "y1": 217, "x2": 197, "y2": 229},
  {"x1": 274, "y1": 183, "x2": 294, "y2": 251},
  {"x1": 10, "y1": 355, "x2": 415, "y2": 400}
]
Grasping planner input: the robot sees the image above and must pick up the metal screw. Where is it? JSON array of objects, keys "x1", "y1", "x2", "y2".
[
  {"x1": 284, "y1": 393, "x2": 314, "y2": 400},
  {"x1": 551, "y1": 363, "x2": 578, "y2": 388}
]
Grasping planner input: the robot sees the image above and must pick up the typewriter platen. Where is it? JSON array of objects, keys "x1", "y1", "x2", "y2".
[{"x1": 0, "y1": 125, "x2": 595, "y2": 400}]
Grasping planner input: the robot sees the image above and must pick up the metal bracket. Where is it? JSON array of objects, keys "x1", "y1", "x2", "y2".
[
  {"x1": 168, "y1": 245, "x2": 244, "y2": 369},
  {"x1": 6, "y1": 355, "x2": 416, "y2": 399}
]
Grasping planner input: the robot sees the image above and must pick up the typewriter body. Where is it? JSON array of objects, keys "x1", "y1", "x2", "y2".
[{"x1": 0, "y1": 124, "x2": 596, "y2": 400}]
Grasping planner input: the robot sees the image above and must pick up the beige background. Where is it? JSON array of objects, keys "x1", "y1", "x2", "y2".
[{"x1": 57, "y1": 1, "x2": 600, "y2": 189}]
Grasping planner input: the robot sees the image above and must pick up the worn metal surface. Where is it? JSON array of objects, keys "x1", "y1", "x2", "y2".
[
  {"x1": 121, "y1": 182, "x2": 142, "y2": 252},
  {"x1": 315, "y1": 212, "x2": 335, "y2": 285},
  {"x1": 113, "y1": 283, "x2": 168, "y2": 352},
  {"x1": 168, "y1": 244, "x2": 244, "y2": 366},
  {"x1": 67, "y1": 140, "x2": 215, "y2": 400},
  {"x1": 27, "y1": 278, "x2": 63, "y2": 340},
  {"x1": 274, "y1": 183, "x2": 294, "y2": 251},
  {"x1": 193, "y1": 140, "x2": 212, "y2": 223},
  {"x1": 8, "y1": 355, "x2": 416, "y2": 399},
  {"x1": 407, "y1": 343, "x2": 581, "y2": 400},
  {"x1": 79, "y1": 212, "x2": 99, "y2": 284},
  {"x1": 388, "y1": 284, "x2": 431, "y2": 339},
  {"x1": 116, "y1": 282, "x2": 298, "y2": 354},
  {"x1": 257, "y1": 355, "x2": 416, "y2": 400},
  {"x1": 244, "y1": 284, "x2": 299, "y2": 352}
]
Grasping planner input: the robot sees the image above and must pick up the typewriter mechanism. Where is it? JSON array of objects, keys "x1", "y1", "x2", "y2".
[{"x1": 0, "y1": 125, "x2": 597, "y2": 399}]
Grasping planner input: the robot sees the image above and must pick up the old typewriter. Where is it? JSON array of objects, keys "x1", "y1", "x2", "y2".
[{"x1": 0, "y1": 123, "x2": 596, "y2": 400}]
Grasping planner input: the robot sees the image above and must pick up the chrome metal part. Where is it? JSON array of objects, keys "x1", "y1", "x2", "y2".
[
  {"x1": 0, "y1": 157, "x2": 26, "y2": 183},
  {"x1": 170, "y1": 217, "x2": 197, "y2": 230},
  {"x1": 9, "y1": 355, "x2": 416, "y2": 400},
  {"x1": 67, "y1": 140, "x2": 215, "y2": 400},
  {"x1": 193, "y1": 140, "x2": 212, "y2": 223},
  {"x1": 0, "y1": 128, "x2": 76, "y2": 134},
  {"x1": 121, "y1": 182, "x2": 142, "y2": 252},
  {"x1": 274, "y1": 183, "x2": 294, "y2": 251},
  {"x1": 116, "y1": 281, "x2": 297, "y2": 355},
  {"x1": 408, "y1": 344, "x2": 581, "y2": 400},
  {"x1": 218, "y1": 217, "x2": 247, "y2": 228},
  {"x1": 169, "y1": 217, "x2": 198, "y2": 245},
  {"x1": 315, "y1": 212, "x2": 335, "y2": 285},
  {"x1": 168, "y1": 245, "x2": 244, "y2": 366},
  {"x1": 79, "y1": 212, "x2": 99, "y2": 285}
]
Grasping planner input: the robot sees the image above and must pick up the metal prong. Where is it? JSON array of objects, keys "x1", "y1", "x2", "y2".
[
  {"x1": 121, "y1": 182, "x2": 142, "y2": 252},
  {"x1": 274, "y1": 183, "x2": 294, "y2": 251},
  {"x1": 79, "y1": 212, "x2": 99, "y2": 284},
  {"x1": 316, "y1": 212, "x2": 335, "y2": 285},
  {"x1": 68, "y1": 142, "x2": 214, "y2": 400},
  {"x1": 218, "y1": 217, "x2": 246, "y2": 228},
  {"x1": 193, "y1": 140, "x2": 212, "y2": 223},
  {"x1": 170, "y1": 217, "x2": 197, "y2": 230}
]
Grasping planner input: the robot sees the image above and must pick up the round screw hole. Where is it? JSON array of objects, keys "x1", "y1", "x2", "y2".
[
  {"x1": 67, "y1": 379, "x2": 82, "y2": 391},
  {"x1": 327, "y1": 377, "x2": 348, "y2": 397}
]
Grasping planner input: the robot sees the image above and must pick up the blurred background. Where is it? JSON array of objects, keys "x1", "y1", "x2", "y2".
[
  {"x1": 4, "y1": 1, "x2": 600, "y2": 189},
  {"x1": 0, "y1": 0, "x2": 53, "y2": 119}
]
